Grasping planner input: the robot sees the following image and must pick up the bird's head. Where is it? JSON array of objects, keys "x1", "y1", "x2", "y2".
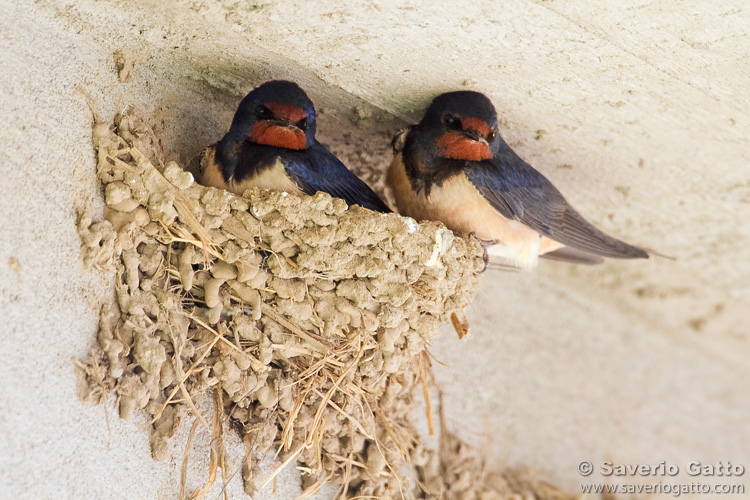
[
  {"x1": 229, "y1": 80, "x2": 316, "y2": 150},
  {"x1": 418, "y1": 91, "x2": 501, "y2": 161}
]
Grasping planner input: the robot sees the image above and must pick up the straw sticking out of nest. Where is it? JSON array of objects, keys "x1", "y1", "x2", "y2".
[{"x1": 75, "y1": 106, "x2": 575, "y2": 500}]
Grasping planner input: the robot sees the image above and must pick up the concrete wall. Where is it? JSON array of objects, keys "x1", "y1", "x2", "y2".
[{"x1": 1, "y1": 0, "x2": 748, "y2": 498}]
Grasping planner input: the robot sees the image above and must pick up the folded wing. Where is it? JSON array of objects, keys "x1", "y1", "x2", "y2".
[
  {"x1": 284, "y1": 142, "x2": 391, "y2": 213},
  {"x1": 465, "y1": 150, "x2": 648, "y2": 260}
]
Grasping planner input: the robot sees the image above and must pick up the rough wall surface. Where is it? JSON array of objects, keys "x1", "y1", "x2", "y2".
[{"x1": 1, "y1": 0, "x2": 748, "y2": 498}]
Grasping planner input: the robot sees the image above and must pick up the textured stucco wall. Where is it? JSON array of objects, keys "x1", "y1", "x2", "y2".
[{"x1": 1, "y1": 0, "x2": 748, "y2": 498}]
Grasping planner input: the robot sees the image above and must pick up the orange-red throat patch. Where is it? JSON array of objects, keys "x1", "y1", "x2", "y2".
[
  {"x1": 436, "y1": 131, "x2": 492, "y2": 161},
  {"x1": 249, "y1": 102, "x2": 308, "y2": 149},
  {"x1": 249, "y1": 121, "x2": 306, "y2": 150}
]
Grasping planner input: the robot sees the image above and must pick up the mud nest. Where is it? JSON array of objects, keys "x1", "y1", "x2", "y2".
[{"x1": 75, "y1": 107, "x2": 575, "y2": 500}]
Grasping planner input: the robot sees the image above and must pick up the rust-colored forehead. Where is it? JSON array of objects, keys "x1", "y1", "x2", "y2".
[
  {"x1": 266, "y1": 102, "x2": 307, "y2": 122},
  {"x1": 458, "y1": 117, "x2": 490, "y2": 136}
]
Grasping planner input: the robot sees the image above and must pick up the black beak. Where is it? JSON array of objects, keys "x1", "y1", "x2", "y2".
[
  {"x1": 462, "y1": 129, "x2": 488, "y2": 145},
  {"x1": 269, "y1": 118, "x2": 299, "y2": 130}
]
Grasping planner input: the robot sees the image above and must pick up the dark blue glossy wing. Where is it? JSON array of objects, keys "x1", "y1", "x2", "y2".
[
  {"x1": 465, "y1": 150, "x2": 648, "y2": 259},
  {"x1": 284, "y1": 142, "x2": 391, "y2": 213}
]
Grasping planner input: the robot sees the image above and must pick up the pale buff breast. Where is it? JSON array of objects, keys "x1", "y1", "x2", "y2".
[
  {"x1": 200, "y1": 147, "x2": 303, "y2": 197},
  {"x1": 387, "y1": 153, "x2": 563, "y2": 269},
  {"x1": 230, "y1": 157, "x2": 304, "y2": 197}
]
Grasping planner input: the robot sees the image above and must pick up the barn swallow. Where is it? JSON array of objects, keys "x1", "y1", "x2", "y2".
[
  {"x1": 200, "y1": 80, "x2": 390, "y2": 213},
  {"x1": 386, "y1": 91, "x2": 648, "y2": 270}
]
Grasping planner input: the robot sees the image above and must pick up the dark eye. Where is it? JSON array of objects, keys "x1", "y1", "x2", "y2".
[
  {"x1": 297, "y1": 117, "x2": 308, "y2": 131},
  {"x1": 442, "y1": 114, "x2": 460, "y2": 129},
  {"x1": 487, "y1": 129, "x2": 496, "y2": 142},
  {"x1": 254, "y1": 105, "x2": 273, "y2": 120}
]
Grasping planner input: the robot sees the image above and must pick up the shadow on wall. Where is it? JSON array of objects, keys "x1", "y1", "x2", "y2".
[{"x1": 107, "y1": 46, "x2": 409, "y2": 200}]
